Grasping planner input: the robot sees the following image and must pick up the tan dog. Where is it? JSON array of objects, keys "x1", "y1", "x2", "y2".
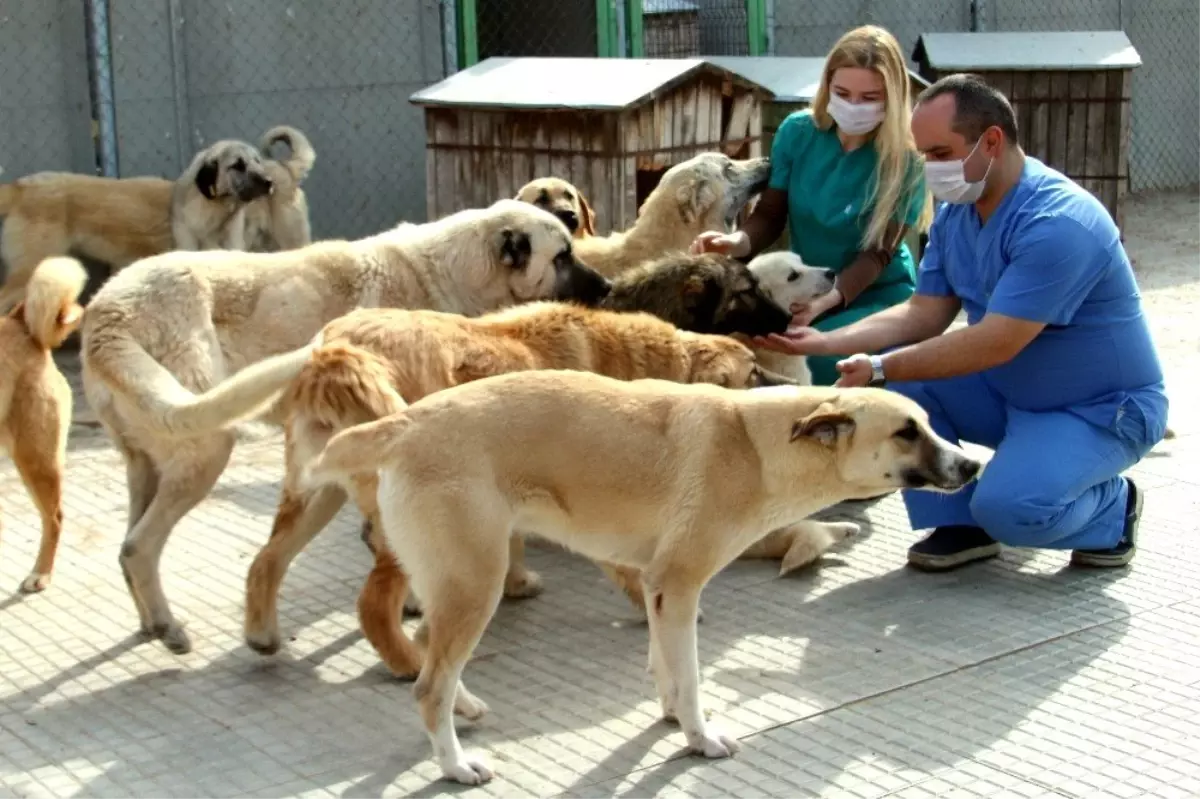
[
  {"x1": 0, "y1": 256, "x2": 89, "y2": 593},
  {"x1": 80, "y1": 199, "x2": 608, "y2": 655},
  {"x1": 0, "y1": 128, "x2": 317, "y2": 312},
  {"x1": 242, "y1": 126, "x2": 316, "y2": 252},
  {"x1": 240, "y1": 302, "x2": 854, "y2": 677},
  {"x1": 514, "y1": 177, "x2": 596, "y2": 239},
  {"x1": 574, "y1": 152, "x2": 770, "y2": 279},
  {"x1": 307, "y1": 370, "x2": 983, "y2": 784}
]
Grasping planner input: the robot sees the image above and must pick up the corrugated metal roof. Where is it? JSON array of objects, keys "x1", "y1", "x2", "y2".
[
  {"x1": 707, "y1": 56, "x2": 930, "y2": 103},
  {"x1": 914, "y1": 30, "x2": 1141, "y2": 71},
  {"x1": 410, "y1": 57, "x2": 767, "y2": 111}
]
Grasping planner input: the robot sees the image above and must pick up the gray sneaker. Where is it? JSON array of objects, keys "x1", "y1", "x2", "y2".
[{"x1": 907, "y1": 525, "x2": 1002, "y2": 572}]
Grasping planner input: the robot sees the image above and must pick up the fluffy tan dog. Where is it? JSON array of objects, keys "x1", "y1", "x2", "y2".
[
  {"x1": 80, "y1": 200, "x2": 607, "y2": 655},
  {"x1": 241, "y1": 302, "x2": 846, "y2": 678},
  {"x1": 308, "y1": 370, "x2": 984, "y2": 784},
  {"x1": 0, "y1": 256, "x2": 89, "y2": 593},
  {"x1": 514, "y1": 177, "x2": 595, "y2": 239},
  {"x1": 574, "y1": 152, "x2": 770, "y2": 279}
]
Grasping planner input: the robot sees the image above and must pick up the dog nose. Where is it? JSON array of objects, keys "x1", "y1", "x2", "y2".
[
  {"x1": 957, "y1": 458, "x2": 982, "y2": 483},
  {"x1": 823, "y1": 269, "x2": 837, "y2": 282},
  {"x1": 557, "y1": 210, "x2": 579, "y2": 232}
]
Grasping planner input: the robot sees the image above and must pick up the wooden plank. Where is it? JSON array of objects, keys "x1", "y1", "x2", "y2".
[
  {"x1": 1065, "y1": 71, "x2": 1090, "y2": 187},
  {"x1": 636, "y1": 104, "x2": 653, "y2": 171},
  {"x1": 433, "y1": 111, "x2": 459, "y2": 220},
  {"x1": 549, "y1": 120, "x2": 572, "y2": 192},
  {"x1": 672, "y1": 87, "x2": 686, "y2": 157},
  {"x1": 532, "y1": 119, "x2": 551, "y2": 184},
  {"x1": 491, "y1": 112, "x2": 514, "y2": 201},
  {"x1": 1115, "y1": 69, "x2": 1132, "y2": 231},
  {"x1": 424, "y1": 113, "x2": 438, "y2": 221},
  {"x1": 473, "y1": 111, "x2": 496, "y2": 207},
  {"x1": 1084, "y1": 70, "x2": 1108, "y2": 209},
  {"x1": 748, "y1": 96, "x2": 763, "y2": 158},
  {"x1": 985, "y1": 71, "x2": 1013, "y2": 102},
  {"x1": 679, "y1": 83, "x2": 698, "y2": 153},
  {"x1": 709, "y1": 83, "x2": 723, "y2": 151},
  {"x1": 724, "y1": 92, "x2": 754, "y2": 154},
  {"x1": 589, "y1": 118, "x2": 612, "y2": 235},
  {"x1": 622, "y1": 109, "x2": 641, "y2": 229},
  {"x1": 695, "y1": 85, "x2": 713, "y2": 152},
  {"x1": 510, "y1": 116, "x2": 533, "y2": 196},
  {"x1": 1047, "y1": 71, "x2": 1070, "y2": 173},
  {"x1": 1027, "y1": 71, "x2": 1051, "y2": 163},
  {"x1": 655, "y1": 96, "x2": 674, "y2": 170}
]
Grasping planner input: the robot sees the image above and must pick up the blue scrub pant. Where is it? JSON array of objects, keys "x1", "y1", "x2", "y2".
[{"x1": 888, "y1": 372, "x2": 1157, "y2": 551}]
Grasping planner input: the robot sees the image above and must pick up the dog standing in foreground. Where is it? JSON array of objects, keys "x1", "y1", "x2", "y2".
[
  {"x1": 0, "y1": 257, "x2": 89, "y2": 593},
  {"x1": 308, "y1": 370, "x2": 983, "y2": 784}
]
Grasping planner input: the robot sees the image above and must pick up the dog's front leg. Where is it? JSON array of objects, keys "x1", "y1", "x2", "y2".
[
  {"x1": 643, "y1": 575, "x2": 739, "y2": 760},
  {"x1": 503, "y1": 532, "x2": 543, "y2": 599},
  {"x1": 222, "y1": 209, "x2": 248, "y2": 251}
]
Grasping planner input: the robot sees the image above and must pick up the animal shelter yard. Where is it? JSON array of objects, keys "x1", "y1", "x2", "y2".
[{"x1": 0, "y1": 188, "x2": 1196, "y2": 797}]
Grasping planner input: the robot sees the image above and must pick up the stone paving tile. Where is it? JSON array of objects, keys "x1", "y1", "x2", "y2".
[{"x1": 0, "y1": 196, "x2": 1197, "y2": 796}]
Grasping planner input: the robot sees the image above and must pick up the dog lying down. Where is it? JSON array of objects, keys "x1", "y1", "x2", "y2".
[{"x1": 307, "y1": 370, "x2": 984, "y2": 784}]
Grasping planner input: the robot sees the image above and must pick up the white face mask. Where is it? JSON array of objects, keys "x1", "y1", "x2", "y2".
[
  {"x1": 924, "y1": 137, "x2": 995, "y2": 204},
  {"x1": 827, "y1": 94, "x2": 885, "y2": 136}
]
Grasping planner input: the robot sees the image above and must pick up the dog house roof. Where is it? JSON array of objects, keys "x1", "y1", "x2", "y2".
[
  {"x1": 912, "y1": 30, "x2": 1142, "y2": 71},
  {"x1": 409, "y1": 56, "x2": 770, "y2": 112},
  {"x1": 706, "y1": 56, "x2": 929, "y2": 103}
]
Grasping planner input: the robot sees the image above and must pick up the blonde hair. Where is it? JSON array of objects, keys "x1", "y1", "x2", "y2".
[{"x1": 811, "y1": 25, "x2": 934, "y2": 250}]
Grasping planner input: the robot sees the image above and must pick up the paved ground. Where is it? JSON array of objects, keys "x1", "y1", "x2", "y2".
[{"x1": 0, "y1": 190, "x2": 1197, "y2": 799}]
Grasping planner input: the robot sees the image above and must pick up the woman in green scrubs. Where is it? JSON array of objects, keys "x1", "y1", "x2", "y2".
[{"x1": 692, "y1": 24, "x2": 933, "y2": 386}]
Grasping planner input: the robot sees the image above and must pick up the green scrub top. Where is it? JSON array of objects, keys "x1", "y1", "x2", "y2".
[{"x1": 767, "y1": 109, "x2": 926, "y2": 291}]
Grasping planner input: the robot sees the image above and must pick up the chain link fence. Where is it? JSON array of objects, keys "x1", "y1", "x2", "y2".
[{"x1": 1, "y1": 0, "x2": 1194, "y2": 247}]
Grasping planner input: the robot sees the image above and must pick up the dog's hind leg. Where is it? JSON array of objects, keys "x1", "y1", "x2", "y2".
[
  {"x1": 357, "y1": 522, "x2": 424, "y2": 680},
  {"x1": 642, "y1": 566, "x2": 739, "y2": 760},
  {"x1": 12, "y1": 419, "x2": 67, "y2": 594},
  {"x1": 121, "y1": 437, "x2": 234, "y2": 654},
  {"x1": 244, "y1": 483, "x2": 347, "y2": 655}
]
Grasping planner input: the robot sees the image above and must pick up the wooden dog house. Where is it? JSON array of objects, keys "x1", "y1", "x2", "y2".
[
  {"x1": 913, "y1": 31, "x2": 1142, "y2": 230},
  {"x1": 410, "y1": 57, "x2": 772, "y2": 232}
]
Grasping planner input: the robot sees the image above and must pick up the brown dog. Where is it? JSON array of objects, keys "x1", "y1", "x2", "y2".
[
  {"x1": 0, "y1": 256, "x2": 88, "y2": 593},
  {"x1": 515, "y1": 177, "x2": 596, "y2": 239},
  {"x1": 241, "y1": 302, "x2": 857, "y2": 679}
]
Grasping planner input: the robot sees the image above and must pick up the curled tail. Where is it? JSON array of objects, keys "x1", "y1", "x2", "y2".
[
  {"x1": 259, "y1": 125, "x2": 315, "y2": 184},
  {"x1": 286, "y1": 343, "x2": 408, "y2": 485},
  {"x1": 83, "y1": 325, "x2": 318, "y2": 438},
  {"x1": 21, "y1": 257, "x2": 88, "y2": 349}
]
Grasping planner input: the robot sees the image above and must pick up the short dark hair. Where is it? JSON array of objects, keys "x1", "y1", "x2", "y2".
[{"x1": 917, "y1": 72, "x2": 1020, "y2": 144}]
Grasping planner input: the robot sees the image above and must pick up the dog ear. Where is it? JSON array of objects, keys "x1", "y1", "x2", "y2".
[
  {"x1": 499, "y1": 228, "x2": 533, "y2": 270},
  {"x1": 578, "y1": 191, "x2": 597, "y2": 236},
  {"x1": 195, "y1": 158, "x2": 220, "y2": 199},
  {"x1": 676, "y1": 179, "x2": 717, "y2": 224},
  {"x1": 791, "y1": 404, "x2": 856, "y2": 447}
]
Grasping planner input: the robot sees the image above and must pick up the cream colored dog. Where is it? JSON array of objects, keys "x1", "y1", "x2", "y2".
[
  {"x1": 745, "y1": 250, "x2": 838, "y2": 386},
  {"x1": 308, "y1": 370, "x2": 983, "y2": 784},
  {"x1": 79, "y1": 199, "x2": 609, "y2": 655},
  {"x1": 574, "y1": 152, "x2": 770, "y2": 279}
]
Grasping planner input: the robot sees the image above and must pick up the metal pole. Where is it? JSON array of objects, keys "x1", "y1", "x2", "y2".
[
  {"x1": 972, "y1": 0, "x2": 988, "y2": 32},
  {"x1": 441, "y1": 0, "x2": 459, "y2": 76},
  {"x1": 167, "y1": 0, "x2": 192, "y2": 171},
  {"x1": 85, "y1": 0, "x2": 120, "y2": 177}
]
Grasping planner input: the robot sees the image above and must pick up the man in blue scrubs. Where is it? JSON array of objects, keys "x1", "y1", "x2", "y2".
[{"x1": 753, "y1": 73, "x2": 1169, "y2": 571}]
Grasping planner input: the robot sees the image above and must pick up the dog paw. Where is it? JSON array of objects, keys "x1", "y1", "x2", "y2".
[
  {"x1": 19, "y1": 573, "x2": 50, "y2": 594},
  {"x1": 687, "y1": 725, "x2": 741, "y2": 759},
  {"x1": 441, "y1": 755, "x2": 494, "y2": 785},
  {"x1": 244, "y1": 630, "x2": 281, "y2": 656},
  {"x1": 453, "y1": 684, "x2": 490, "y2": 721},
  {"x1": 155, "y1": 623, "x2": 192, "y2": 655},
  {"x1": 503, "y1": 569, "x2": 544, "y2": 599}
]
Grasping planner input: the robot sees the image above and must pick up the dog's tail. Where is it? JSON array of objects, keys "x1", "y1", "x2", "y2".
[
  {"x1": 83, "y1": 325, "x2": 319, "y2": 438},
  {"x1": 304, "y1": 411, "x2": 415, "y2": 490},
  {"x1": 259, "y1": 125, "x2": 316, "y2": 184},
  {"x1": 21, "y1": 257, "x2": 88, "y2": 350},
  {"x1": 287, "y1": 343, "x2": 409, "y2": 484}
]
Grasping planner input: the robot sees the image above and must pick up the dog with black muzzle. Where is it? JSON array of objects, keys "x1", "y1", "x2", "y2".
[
  {"x1": 515, "y1": 177, "x2": 596, "y2": 239},
  {"x1": 171, "y1": 139, "x2": 276, "y2": 251}
]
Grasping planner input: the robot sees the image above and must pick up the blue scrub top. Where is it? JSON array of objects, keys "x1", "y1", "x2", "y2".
[
  {"x1": 768, "y1": 110, "x2": 926, "y2": 290},
  {"x1": 916, "y1": 157, "x2": 1167, "y2": 434}
]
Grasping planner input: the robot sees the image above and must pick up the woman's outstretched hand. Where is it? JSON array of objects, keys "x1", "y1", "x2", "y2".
[
  {"x1": 749, "y1": 326, "x2": 829, "y2": 356},
  {"x1": 690, "y1": 230, "x2": 751, "y2": 258}
]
